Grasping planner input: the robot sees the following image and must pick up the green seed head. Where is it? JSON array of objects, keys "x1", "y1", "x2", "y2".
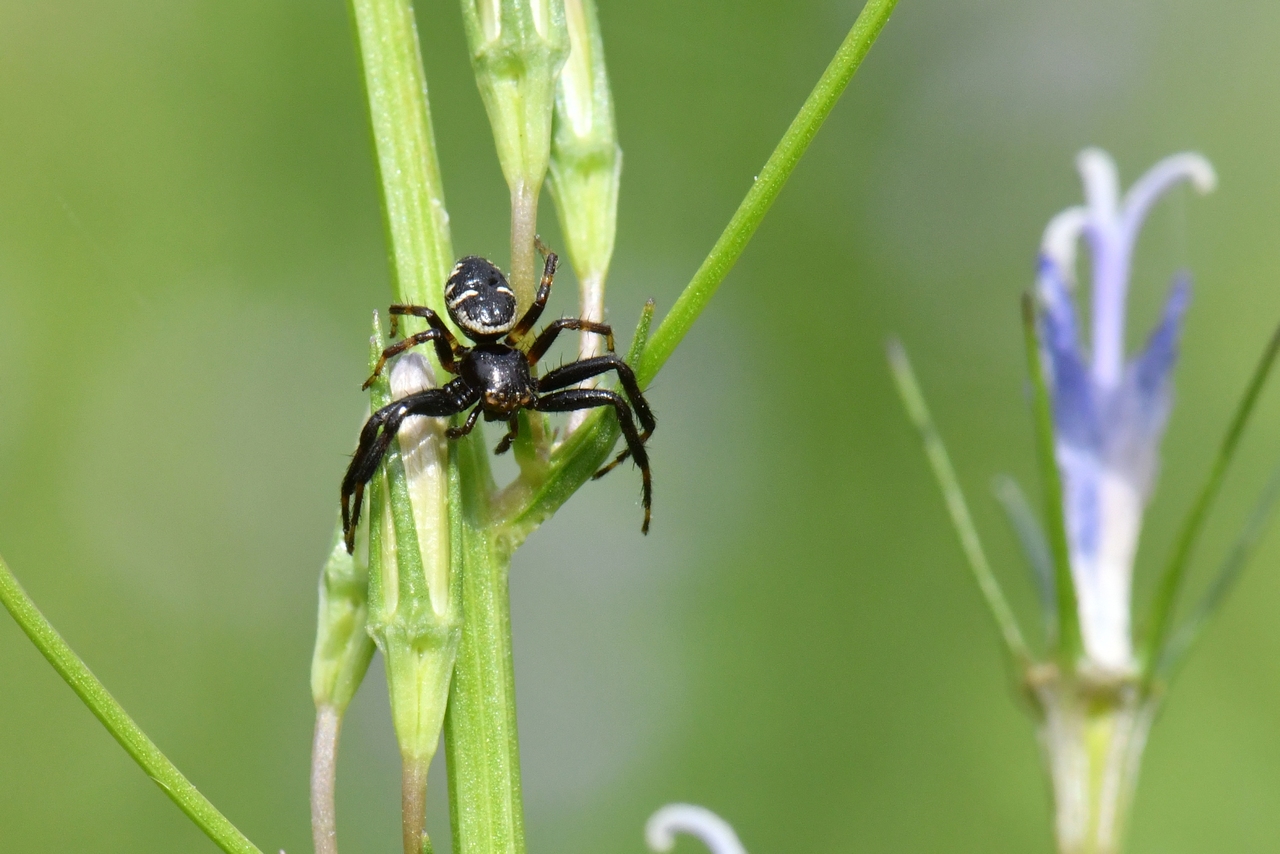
[
  {"x1": 461, "y1": 0, "x2": 569, "y2": 192},
  {"x1": 547, "y1": 0, "x2": 621, "y2": 293}
]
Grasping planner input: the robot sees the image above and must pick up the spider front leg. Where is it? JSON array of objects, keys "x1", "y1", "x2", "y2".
[
  {"x1": 361, "y1": 328, "x2": 458, "y2": 390},
  {"x1": 340, "y1": 383, "x2": 475, "y2": 553},
  {"x1": 526, "y1": 318, "x2": 616, "y2": 365},
  {"x1": 492, "y1": 415, "x2": 520, "y2": 455},
  {"x1": 388, "y1": 304, "x2": 464, "y2": 349},
  {"x1": 446, "y1": 405, "x2": 482, "y2": 440},
  {"x1": 505, "y1": 250, "x2": 559, "y2": 346}
]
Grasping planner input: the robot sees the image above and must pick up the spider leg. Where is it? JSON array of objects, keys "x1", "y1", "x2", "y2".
[
  {"x1": 534, "y1": 234, "x2": 553, "y2": 259},
  {"x1": 538, "y1": 355, "x2": 656, "y2": 477},
  {"x1": 340, "y1": 384, "x2": 474, "y2": 553},
  {"x1": 534, "y1": 388, "x2": 652, "y2": 534},
  {"x1": 505, "y1": 250, "x2": 559, "y2": 346},
  {"x1": 446, "y1": 405, "x2": 483, "y2": 440},
  {"x1": 388, "y1": 304, "x2": 464, "y2": 354},
  {"x1": 362, "y1": 329, "x2": 458, "y2": 389},
  {"x1": 526, "y1": 318, "x2": 615, "y2": 365},
  {"x1": 493, "y1": 415, "x2": 520, "y2": 455}
]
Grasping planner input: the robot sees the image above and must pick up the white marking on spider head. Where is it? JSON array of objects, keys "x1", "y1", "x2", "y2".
[{"x1": 446, "y1": 288, "x2": 480, "y2": 309}]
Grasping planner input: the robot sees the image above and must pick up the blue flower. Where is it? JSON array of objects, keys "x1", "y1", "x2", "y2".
[{"x1": 1036, "y1": 149, "x2": 1216, "y2": 673}]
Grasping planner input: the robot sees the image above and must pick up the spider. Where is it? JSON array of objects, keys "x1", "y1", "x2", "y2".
[{"x1": 340, "y1": 245, "x2": 655, "y2": 553}]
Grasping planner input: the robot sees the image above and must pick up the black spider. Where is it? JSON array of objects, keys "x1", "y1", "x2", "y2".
[{"x1": 340, "y1": 246, "x2": 655, "y2": 553}]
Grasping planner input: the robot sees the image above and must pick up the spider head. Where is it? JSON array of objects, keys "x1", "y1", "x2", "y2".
[{"x1": 445, "y1": 256, "x2": 518, "y2": 341}]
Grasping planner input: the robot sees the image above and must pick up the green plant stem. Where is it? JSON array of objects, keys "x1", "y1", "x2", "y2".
[
  {"x1": 1023, "y1": 294, "x2": 1082, "y2": 665},
  {"x1": 0, "y1": 555, "x2": 262, "y2": 854},
  {"x1": 312, "y1": 704, "x2": 343, "y2": 854},
  {"x1": 349, "y1": 0, "x2": 455, "y2": 316},
  {"x1": 403, "y1": 756, "x2": 431, "y2": 854},
  {"x1": 1139, "y1": 320, "x2": 1280, "y2": 674},
  {"x1": 887, "y1": 340, "x2": 1032, "y2": 665},
  {"x1": 510, "y1": 182, "x2": 541, "y2": 308},
  {"x1": 349, "y1": 3, "x2": 459, "y2": 848},
  {"x1": 445, "y1": 434, "x2": 526, "y2": 854},
  {"x1": 637, "y1": 0, "x2": 897, "y2": 386}
]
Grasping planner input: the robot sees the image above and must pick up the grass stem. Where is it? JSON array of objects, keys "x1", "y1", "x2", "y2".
[{"x1": 0, "y1": 555, "x2": 262, "y2": 854}]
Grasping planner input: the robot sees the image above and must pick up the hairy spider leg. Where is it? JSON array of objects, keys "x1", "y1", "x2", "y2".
[
  {"x1": 534, "y1": 388, "x2": 653, "y2": 534},
  {"x1": 362, "y1": 328, "x2": 459, "y2": 389},
  {"x1": 533, "y1": 234, "x2": 553, "y2": 259},
  {"x1": 504, "y1": 251, "x2": 559, "y2": 346},
  {"x1": 340, "y1": 382, "x2": 477, "y2": 553},
  {"x1": 538, "y1": 354, "x2": 656, "y2": 479},
  {"x1": 526, "y1": 318, "x2": 616, "y2": 364},
  {"x1": 387, "y1": 304, "x2": 465, "y2": 352},
  {"x1": 493, "y1": 415, "x2": 520, "y2": 455}
]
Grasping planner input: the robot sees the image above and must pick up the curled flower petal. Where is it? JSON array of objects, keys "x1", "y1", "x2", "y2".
[
  {"x1": 1078, "y1": 148, "x2": 1121, "y2": 234},
  {"x1": 1076, "y1": 148, "x2": 1127, "y2": 389},
  {"x1": 646, "y1": 804, "x2": 746, "y2": 854},
  {"x1": 1083, "y1": 150, "x2": 1214, "y2": 388},
  {"x1": 1121, "y1": 154, "x2": 1216, "y2": 251},
  {"x1": 1041, "y1": 207, "x2": 1089, "y2": 289}
]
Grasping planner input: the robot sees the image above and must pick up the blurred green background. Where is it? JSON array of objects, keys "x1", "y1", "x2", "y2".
[{"x1": 3, "y1": 1, "x2": 1280, "y2": 851}]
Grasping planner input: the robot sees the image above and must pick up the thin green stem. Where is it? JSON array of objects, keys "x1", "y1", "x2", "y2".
[
  {"x1": 887, "y1": 340, "x2": 1032, "y2": 665},
  {"x1": 403, "y1": 756, "x2": 431, "y2": 854},
  {"x1": 1022, "y1": 294, "x2": 1082, "y2": 665},
  {"x1": 509, "y1": 182, "x2": 541, "y2": 308},
  {"x1": 0, "y1": 555, "x2": 262, "y2": 854},
  {"x1": 1140, "y1": 320, "x2": 1280, "y2": 675},
  {"x1": 311, "y1": 705, "x2": 343, "y2": 854},
  {"x1": 349, "y1": 0, "x2": 455, "y2": 317},
  {"x1": 348, "y1": 4, "x2": 459, "y2": 848},
  {"x1": 445, "y1": 434, "x2": 526, "y2": 854},
  {"x1": 637, "y1": 0, "x2": 898, "y2": 386}
]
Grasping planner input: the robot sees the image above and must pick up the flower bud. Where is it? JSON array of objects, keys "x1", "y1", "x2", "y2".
[
  {"x1": 310, "y1": 526, "x2": 376, "y2": 715},
  {"x1": 547, "y1": 0, "x2": 619, "y2": 437},
  {"x1": 363, "y1": 313, "x2": 461, "y2": 764},
  {"x1": 547, "y1": 0, "x2": 620, "y2": 326},
  {"x1": 461, "y1": 0, "x2": 569, "y2": 304}
]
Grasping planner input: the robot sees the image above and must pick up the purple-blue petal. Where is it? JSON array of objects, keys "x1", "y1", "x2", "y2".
[
  {"x1": 1105, "y1": 274, "x2": 1190, "y2": 493},
  {"x1": 1036, "y1": 256, "x2": 1101, "y2": 453},
  {"x1": 1128, "y1": 274, "x2": 1190, "y2": 434}
]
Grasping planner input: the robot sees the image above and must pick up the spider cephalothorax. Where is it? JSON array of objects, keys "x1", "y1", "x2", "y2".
[{"x1": 340, "y1": 246, "x2": 655, "y2": 553}]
